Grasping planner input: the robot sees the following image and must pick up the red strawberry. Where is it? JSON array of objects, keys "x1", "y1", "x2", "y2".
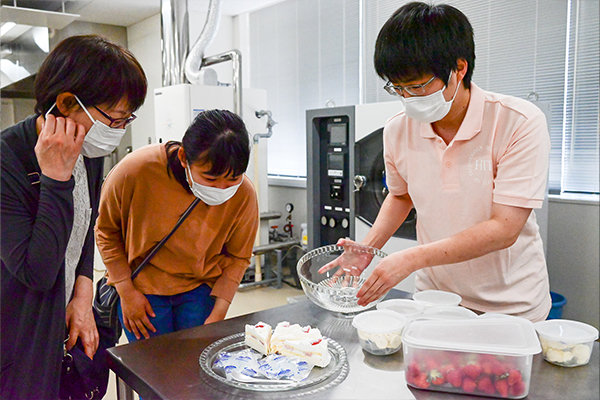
[
  {"x1": 446, "y1": 368, "x2": 464, "y2": 388},
  {"x1": 495, "y1": 379, "x2": 509, "y2": 397},
  {"x1": 481, "y1": 360, "x2": 494, "y2": 375},
  {"x1": 440, "y1": 364, "x2": 454, "y2": 375},
  {"x1": 477, "y1": 376, "x2": 495, "y2": 395},
  {"x1": 407, "y1": 361, "x2": 420, "y2": 377},
  {"x1": 424, "y1": 356, "x2": 440, "y2": 370},
  {"x1": 507, "y1": 369, "x2": 522, "y2": 386},
  {"x1": 509, "y1": 380, "x2": 526, "y2": 397},
  {"x1": 463, "y1": 363, "x2": 482, "y2": 379},
  {"x1": 492, "y1": 360, "x2": 508, "y2": 376},
  {"x1": 461, "y1": 377, "x2": 477, "y2": 393},
  {"x1": 428, "y1": 369, "x2": 445, "y2": 385},
  {"x1": 413, "y1": 373, "x2": 431, "y2": 389}
]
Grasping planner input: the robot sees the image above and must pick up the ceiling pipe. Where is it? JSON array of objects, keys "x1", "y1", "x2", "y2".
[
  {"x1": 160, "y1": 0, "x2": 189, "y2": 86},
  {"x1": 184, "y1": 0, "x2": 221, "y2": 84},
  {"x1": 183, "y1": 0, "x2": 242, "y2": 117}
]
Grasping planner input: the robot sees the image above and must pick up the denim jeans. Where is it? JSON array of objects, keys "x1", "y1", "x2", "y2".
[{"x1": 117, "y1": 283, "x2": 215, "y2": 343}]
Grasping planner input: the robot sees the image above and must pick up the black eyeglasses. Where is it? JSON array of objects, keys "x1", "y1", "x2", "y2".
[{"x1": 93, "y1": 106, "x2": 137, "y2": 128}]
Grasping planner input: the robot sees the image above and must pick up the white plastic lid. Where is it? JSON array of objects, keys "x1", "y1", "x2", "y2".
[
  {"x1": 421, "y1": 306, "x2": 478, "y2": 320},
  {"x1": 352, "y1": 309, "x2": 407, "y2": 334},
  {"x1": 534, "y1": 319, "x2": 599, "y2": 344},
  {"x1": 412, "y1": 290, "x2": 461, "y2": 307},
  {"x1": 376, "y1": 299, "x2": 425, "y2": 317},
  {"x1": 402, "y1": 317, "x2": 541, "y2": 355}
]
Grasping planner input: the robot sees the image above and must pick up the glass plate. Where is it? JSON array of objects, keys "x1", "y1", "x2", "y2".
[{"x1": 199, "y1": 333, "x2": 348, "y2": 392}]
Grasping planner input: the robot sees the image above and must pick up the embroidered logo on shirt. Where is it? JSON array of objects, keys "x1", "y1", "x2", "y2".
[{"x1": 468, "y1": 145, "x2": 493, "y2": 183}]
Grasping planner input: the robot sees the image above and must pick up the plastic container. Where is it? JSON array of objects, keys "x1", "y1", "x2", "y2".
[
  {"x1": 533, "y1": 319, "x2": 598, "y2": 367},
  {"x1": 402, "y1": 317, "x2": 540, "y2": 399},
  {"x1": 352, "y1": 310, "x2": 407, "y2": 355},
  {"x1": 547, "y1": 291, "x2": 567, "y2": 319},
  {"x1": 412, "y1": 290, "x2": 461, "y2": 307},
  {"x1": 421, "y1": 305, "x2": 478, "y2": 320},
  {"x1": 376, "y1": 299, "x2": 425, "y2": 320}
]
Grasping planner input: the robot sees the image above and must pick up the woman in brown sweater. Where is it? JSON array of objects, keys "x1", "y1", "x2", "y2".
[{"x1": 95, "y1": 109, "x2": 258, "y2": 341}]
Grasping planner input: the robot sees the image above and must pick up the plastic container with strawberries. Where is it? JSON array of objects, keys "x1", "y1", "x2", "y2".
[{"x1": 402, "y1": 317, "x2": 541, "y2": 399}]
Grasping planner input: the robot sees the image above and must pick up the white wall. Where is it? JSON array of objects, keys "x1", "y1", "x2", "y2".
[
  {"x1": 126, "y1": 13, "x2": 162, "y2": 150},
  {"x1": 546, "y1": 199, "x2": 599, "y2": 329}
]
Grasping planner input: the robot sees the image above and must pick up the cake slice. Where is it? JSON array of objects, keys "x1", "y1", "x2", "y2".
[
  {"x1": 270, "y1": 322, "x2": 331, "y2": 367},
  {"x1": 244, "y1": 322, "x2": 272, "y2": 355}
]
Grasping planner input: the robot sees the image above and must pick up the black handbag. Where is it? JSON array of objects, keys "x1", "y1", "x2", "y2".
[
  {"x1": 59, "y1": 314, "x2": 112, "y2": 400},
  {"x1": 93, "y1": 197, "x2": 200, "y2": 345}
]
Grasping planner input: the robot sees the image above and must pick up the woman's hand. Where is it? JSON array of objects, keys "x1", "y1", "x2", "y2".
[
  {"x1": 35, "y1": 114, "x2": 85, "y2": 181},
  {"x1": 203, "y1": 298, "x2": 229, "y2": 325},
  {"x1": 66, "y1": 296, "x2": 99, "y2": 360},
  {"x1": 116, "y1": 280, "x2": 156, "y2": 340},
  {"x1": 356, "y1": 249, "x2": 417, "y2": 306}
]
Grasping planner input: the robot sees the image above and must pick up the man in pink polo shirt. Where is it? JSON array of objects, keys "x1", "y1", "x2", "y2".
[{"x1": 332, "y1": 2, "x2": 551, "y2": 321}]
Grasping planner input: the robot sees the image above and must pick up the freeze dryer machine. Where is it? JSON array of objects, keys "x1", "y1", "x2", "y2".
[{"x1": 306, "y1": 102, "x2": 418, "y2": 292}]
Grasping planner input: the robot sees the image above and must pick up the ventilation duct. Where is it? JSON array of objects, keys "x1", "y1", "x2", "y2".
[
  {"x1": 160, "y1": 0, "x2": 189, "y2": 86},
  {"x1": 183, "y1": 0, "x2": 221, "y2": 84}
]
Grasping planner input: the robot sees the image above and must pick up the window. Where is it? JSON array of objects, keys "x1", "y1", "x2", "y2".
[{"x1": 560, "y1": 0, "x2": 599, "y2": 194}]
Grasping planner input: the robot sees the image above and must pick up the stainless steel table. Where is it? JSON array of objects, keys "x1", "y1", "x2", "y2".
[{"x1": 107, "y1": 290, "x2": 599, "y2": 399}]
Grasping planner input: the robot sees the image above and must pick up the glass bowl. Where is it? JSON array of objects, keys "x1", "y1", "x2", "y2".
[{"x1": 296, "y1": 244, "x2": 388, "y2": 317}]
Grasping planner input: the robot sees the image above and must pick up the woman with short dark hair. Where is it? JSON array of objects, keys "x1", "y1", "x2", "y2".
[
  {"x1": 1, "y1": 34, "x2": 147, "y2": 399},
  {"x1": 95, "y1": 109, "x2": 258, "y2": 342}
]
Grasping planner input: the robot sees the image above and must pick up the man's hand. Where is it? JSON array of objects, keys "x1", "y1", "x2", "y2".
[
  {"x1": 356, "y1": 250, "x2": 417, "y2": 306},
  {"x1": 35, "y1": 114, "x2": 85, "y2": 181},
  {"x1": 317, "y1": 239, "x2": 375, "y2": 283}
]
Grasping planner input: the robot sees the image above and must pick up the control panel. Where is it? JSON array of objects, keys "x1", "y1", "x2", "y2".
[{"x1": 317, "y1": 116, "x2": 351, "y2": 246}]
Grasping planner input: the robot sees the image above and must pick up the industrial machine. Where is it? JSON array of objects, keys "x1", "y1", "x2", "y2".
[{"x1": 306, "y1": 102, "x2": 418, "y2": 292}]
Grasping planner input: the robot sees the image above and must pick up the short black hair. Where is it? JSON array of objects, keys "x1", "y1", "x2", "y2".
[
  {"x1": 374, "y1": 2, "x2": 475, "y2": 88},
  {"x1": 166, "y1": 110, "x2": 251, "y2": 191},
  {"x1": 34, "y1": 34, "x2": 147, "y2": 114}
]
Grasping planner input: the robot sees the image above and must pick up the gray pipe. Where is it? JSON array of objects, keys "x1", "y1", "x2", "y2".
[
  {"x1": 184, "y1": 0, "x2": 221, "y2": 84},
  {"x1": 160, "y1": 0, "x2": 189, "y2": 86},
  {"x1": 253, "y1": 110, "x2": 277, "y2": 143}
]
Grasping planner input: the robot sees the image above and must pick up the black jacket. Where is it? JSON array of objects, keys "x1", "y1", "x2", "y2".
[{"x1": 1, "y1": 115, "x2": 103, "y2": 400}]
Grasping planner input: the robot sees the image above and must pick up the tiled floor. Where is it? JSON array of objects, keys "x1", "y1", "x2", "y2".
[{"x1": 101, "y1": 282, "x2": 305, "y2": 400}]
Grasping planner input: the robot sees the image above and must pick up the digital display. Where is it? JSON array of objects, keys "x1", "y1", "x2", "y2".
[
  {"x1": 328, "y1": 153, "x2": 344, "y2": 170},
  {"x1": 329, "y1": 124, "x2": 347, "y2": 145}
]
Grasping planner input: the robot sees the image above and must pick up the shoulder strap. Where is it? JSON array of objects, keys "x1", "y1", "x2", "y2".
[{"x1": 131, "y1": 197, "x2": 201, "y2": 279}]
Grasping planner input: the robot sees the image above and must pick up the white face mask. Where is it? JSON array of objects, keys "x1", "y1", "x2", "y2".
[
  {"x1": 400, "y1": 71, "x2": 460, "y2": 123},
  {"x1": 73, "y1": 95, "x2": 126, "y2": 158},
  {"x1": 186, "y1": 164, "x2": 243, "y2": 206}
]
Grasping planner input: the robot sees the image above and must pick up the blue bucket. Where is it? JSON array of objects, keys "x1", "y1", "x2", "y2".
[{"x1": 547, "y1": 291, "x2": 567, "y2": 319}]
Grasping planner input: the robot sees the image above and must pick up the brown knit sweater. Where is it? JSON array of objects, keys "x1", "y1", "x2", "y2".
[{"x1": 95, "y1": 144, "x2": 258, "y2": 303}]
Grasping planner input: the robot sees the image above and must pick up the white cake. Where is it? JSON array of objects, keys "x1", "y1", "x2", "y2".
[
  {"x1": 273, "y1": 336, "x2": 331, "y2": 368},
  {"x1": 244, "y1": 321, "x2": 272, "y2": 355},
  {"x1": 249, "y1": 321, "x2": 331, "y2": 368}
]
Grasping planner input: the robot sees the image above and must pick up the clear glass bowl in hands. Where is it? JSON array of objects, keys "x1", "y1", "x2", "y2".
[{"x1": 296, "y1": 244, "x2": 388, "y2": 317}]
